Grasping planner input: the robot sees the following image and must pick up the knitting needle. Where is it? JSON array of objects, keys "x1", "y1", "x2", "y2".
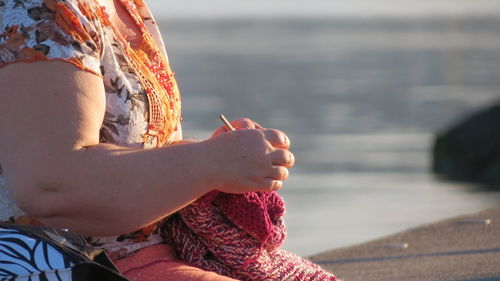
[{"x1": 219, "y1": 114, "x2": 236, "y2": 131}]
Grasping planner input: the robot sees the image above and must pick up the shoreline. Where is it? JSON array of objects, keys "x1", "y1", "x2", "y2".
[{"x1": 310, "y1": 207, "x2": 500, "y2": 281}]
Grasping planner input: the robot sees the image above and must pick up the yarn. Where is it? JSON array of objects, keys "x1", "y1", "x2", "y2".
[{"x1": 161, "y1": 191, "x2": 338, "y2": 281}]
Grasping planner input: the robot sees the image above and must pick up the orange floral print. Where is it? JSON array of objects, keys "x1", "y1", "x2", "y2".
[
  {"x1": 20, "y1": 47, "x2": 47, "y2": 60},
  {"x1": 68, "y1": 56, "x2": 83, "y2": 66},
  {"x1": 44, "y1": 0, "x2": 92, "y2": 43},
  {"x1": 2, "y1": 25, "x2": 18, "y2": 37},
  {"x1": 7, "y1": 32, "x2": 25, "y2": 48}
]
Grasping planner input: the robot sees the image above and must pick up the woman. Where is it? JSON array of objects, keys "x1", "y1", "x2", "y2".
[{"x1": 0, "y1": 0, "x2": 336, "y2": 280}]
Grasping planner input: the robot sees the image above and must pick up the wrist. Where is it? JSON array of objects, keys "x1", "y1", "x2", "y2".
[{"x1": 195, "y1": 137, "x2": 228, "y2": 191}]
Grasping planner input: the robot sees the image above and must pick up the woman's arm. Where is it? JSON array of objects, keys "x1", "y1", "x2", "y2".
[{"x1": 0, "y1": 61, "x2": 294, "y2": 236}]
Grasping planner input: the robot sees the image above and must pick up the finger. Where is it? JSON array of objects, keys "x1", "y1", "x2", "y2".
[
  {"x1": 211, "y1": 126, "x2": 229, "y2": 137},
  {"x1": 263, "y1": 129, "x2": 290, "y2": 149},
  {"x1": 267, "y1": 166, "x2": 289, "y2": 181},
  {"x1": 269, "y1": 149, "x2": 295, "y2": 168},
  {"x1": 231, "y1": 118, "x2": 262, "y2": 130},
  {"x1": 260, "y1": 178, "x2": 283, "y2": 191},
  {"x1": 212, "y1": 117, "x2": 255, "y2": 137}
]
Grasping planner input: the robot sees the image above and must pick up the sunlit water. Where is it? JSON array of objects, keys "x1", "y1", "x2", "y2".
[{"x1": 158, "y1": 16, "x2": 500, "y2": 256}]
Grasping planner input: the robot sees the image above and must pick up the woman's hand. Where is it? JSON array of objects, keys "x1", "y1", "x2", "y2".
[{"x1": 204, "y1": 122, "x2": 294, "y2": 194}]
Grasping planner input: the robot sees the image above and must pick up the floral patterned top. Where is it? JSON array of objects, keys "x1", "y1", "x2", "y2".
[{"x1": 0, "y1": 0, "x2": 182, "y2": 259}]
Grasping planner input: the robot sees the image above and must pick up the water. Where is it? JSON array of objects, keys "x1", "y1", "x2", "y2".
[
  {"x1": 157, "y1": 16, "x2": 500, "y2": 256},
  {"x1": 148, "y1": 0, "x2": 500, "y2": 19}
]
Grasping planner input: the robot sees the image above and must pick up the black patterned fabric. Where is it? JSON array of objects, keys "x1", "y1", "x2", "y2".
[{"x1": 0, "y1": 224, "x2": 129, "y2": 281}]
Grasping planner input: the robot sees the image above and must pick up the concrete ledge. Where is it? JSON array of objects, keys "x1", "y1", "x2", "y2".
[{"x1": 309, "y1": 208, "x2": 500, "y2": 281}]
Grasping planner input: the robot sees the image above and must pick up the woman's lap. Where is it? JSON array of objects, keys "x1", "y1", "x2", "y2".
[{"x1": 113, "y1": 244, "x2": 238, "y2": 281}]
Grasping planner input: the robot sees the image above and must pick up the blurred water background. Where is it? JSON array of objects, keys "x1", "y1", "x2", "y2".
[{"x1": 149, "y1": 0, "x2": 500, "y2": 256}]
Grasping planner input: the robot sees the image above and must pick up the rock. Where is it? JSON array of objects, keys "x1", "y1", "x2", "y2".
[{"x1": 432, "y1": 103, "x2": 500, "y2": 187}]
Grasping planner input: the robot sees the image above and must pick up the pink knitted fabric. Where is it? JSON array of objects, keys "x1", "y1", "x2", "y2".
[
  {"x1": 161, "y1": 191, "x2": 338, "y2": 281},
  {"x1": 214, "y1": 191, "x2": 287, "y2": 249}
]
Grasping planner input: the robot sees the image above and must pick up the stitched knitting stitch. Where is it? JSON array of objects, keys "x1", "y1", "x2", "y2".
[{"x1": 162, "y1": 191, "x2": 339, "y2": 281}]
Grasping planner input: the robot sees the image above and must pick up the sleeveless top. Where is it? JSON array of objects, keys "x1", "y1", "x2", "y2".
[{"x1": 0, "y1": 0, "x2": 182, "y2": 259}]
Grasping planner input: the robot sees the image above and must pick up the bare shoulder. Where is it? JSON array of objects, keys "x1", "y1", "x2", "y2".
[{"x1": 0, "y1": 60, "x2": 103, "y2": 97}]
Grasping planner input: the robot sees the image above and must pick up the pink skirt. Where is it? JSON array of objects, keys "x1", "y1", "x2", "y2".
[{"x1": 113, "y1": 244, "x2": 239, "y2": 281}]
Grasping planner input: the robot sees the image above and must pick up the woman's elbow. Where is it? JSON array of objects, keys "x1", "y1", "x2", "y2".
[{"x1": 5, "y1": 170, "x2": 68, "y2": 220}]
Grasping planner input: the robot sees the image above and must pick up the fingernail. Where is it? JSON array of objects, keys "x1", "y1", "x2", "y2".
[{"x1": 273, "y1": 180, "x2": 283, "y2": 191}]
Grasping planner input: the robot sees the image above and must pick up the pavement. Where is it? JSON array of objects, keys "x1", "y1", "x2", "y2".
[{"x1": 309, "y1": 208, "x2": 500, "y2": 281}]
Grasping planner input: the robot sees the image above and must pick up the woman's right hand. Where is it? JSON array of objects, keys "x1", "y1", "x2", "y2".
[{"x1": 203, "y1": 128, "x2": 295, "y2": 194}]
